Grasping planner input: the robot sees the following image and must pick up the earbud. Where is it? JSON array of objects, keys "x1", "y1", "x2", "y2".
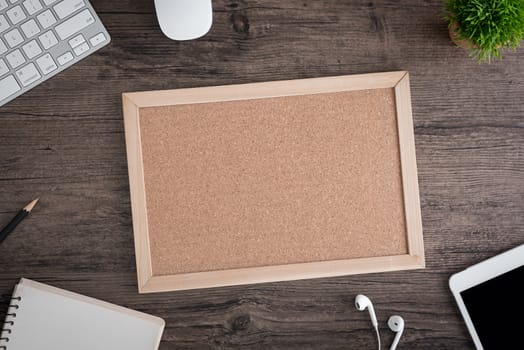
[
  {"x1": 388, "y1": 315, "x2": 404, "y2": 350},
  {"x1": 355, "y1": 294, "x2": 378, "y2": 328}
]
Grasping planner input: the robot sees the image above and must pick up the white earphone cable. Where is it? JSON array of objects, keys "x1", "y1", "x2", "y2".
[{"x1": 374, "y1": 325, "x2": 381, "y2": 350}]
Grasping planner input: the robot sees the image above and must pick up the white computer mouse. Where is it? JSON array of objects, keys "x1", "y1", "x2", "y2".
[{"x1": 154, "y1": 0, "x2": 213, "y2": 41}]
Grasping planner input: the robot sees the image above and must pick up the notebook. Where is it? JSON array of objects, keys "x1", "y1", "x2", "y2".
[{"x1": 0, "y1": 278, "x2": 165, "y2": 350}]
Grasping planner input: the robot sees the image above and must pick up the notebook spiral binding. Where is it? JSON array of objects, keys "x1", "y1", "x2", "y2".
[{"x1": 0, "y1": 296, "x2": 21, "y2": 350}]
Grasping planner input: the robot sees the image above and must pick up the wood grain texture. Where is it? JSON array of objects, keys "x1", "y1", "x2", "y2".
[{"x1": 0, "y1": 0, "x2": 522, "y2": 349}]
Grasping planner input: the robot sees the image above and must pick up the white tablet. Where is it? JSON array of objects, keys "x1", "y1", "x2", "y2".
[{"x1": 449, "y1": 244, "x2": 524, "y2": 350}]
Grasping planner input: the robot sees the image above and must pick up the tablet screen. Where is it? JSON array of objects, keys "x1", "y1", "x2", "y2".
[{"x1": 460, "y1": 265, "x2": 524, "y2": 349}]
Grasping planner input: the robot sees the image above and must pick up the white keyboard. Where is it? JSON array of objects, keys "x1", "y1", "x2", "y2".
[{"x1": 0, "y1": 0, "x2": 110, "y2": 107}]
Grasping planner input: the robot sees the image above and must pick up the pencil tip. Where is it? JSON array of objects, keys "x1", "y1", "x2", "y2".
[{"x1": 24, "y1": 198, "x2": 40, "y2": 212}]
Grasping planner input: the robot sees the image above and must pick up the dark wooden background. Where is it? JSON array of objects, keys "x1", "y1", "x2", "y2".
[{"x1": 1, "y1": 0, "x2": 523, "y2": 348}]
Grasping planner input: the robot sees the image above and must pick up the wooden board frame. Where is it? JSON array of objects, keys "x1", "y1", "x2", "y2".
[{"x1": 122, "y1": 71, "x2": 424, "y2": 293}]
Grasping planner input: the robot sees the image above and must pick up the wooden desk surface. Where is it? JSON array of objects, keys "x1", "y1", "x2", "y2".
[{"x1": 0, "y1": 1, "x2": 522, "y2": 348}]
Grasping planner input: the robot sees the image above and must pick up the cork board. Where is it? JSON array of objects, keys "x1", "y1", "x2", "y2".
[{"x1": 123, "y1": 71, "x2": 424, "y2": 293}]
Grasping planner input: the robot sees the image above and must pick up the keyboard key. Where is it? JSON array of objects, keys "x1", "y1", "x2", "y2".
[
  {"x1": 0, "y1": 58, "x2": 8, "y2": 76},
  {"x1": 6, "y1": 49, "x2": 25, "y2": 68},
  {"x1": 0, "y1": 75, "x2": 21, "y2": 101},
  {"x1": 9, "y1": 0, "x2": 19, "y2": 3},
  {"x1": 0, "y1": 15, "x2": 9, "y2": 34},
  {"x1": 22, "y1": 39, "x2": 41, "y2": 58},
  {"x1": 16, "y1": 62, "x2": 41, "y2": 86},
  {"x1": 55, "y1": 9, "x2": 94, "y2": 40},
  {"x1": 68, "y1": 33, "x2": 84, "y2": 48},
  {"x1": 42, "y1": 0, "x2": 56, "y2": 4},
  {"x1": 21, "y1": 19, "x2": 41, "y2": 38},
  {"x1": 23, "y1": 0, "x2": 43, "y2": 15},
  {"x1": 73, "y1": 41, "x2": 88, "y2": 55},
  {"x1": 0, "y1": 38, "x2": 7, "y2": 54},
  {"x1": 0, "y1": 0, "x2": 8, "y2": 10},
  {"x1": 36, "y1": 9, "x2": 57, "y2": 29},
  {"x1": 54, "y1": 0, "x2": 85, "y2": 20},
  {"x1": 7, "y1": 5, "x2": 27, "y2": 25},
  {"x1": 89, "y1": 32, "x2": 106, "y2": 47},
  {"x1": 36, "y1": 53, "x2": 57, "y2": 74},
  {"x1": 4, "y1": 28, "x2": 24, "y2": 48},
  {"x1": 57, "y1": 51, "x2": 73, "y2": 65},
  {"x1": 38, "y1": 30, "x2": 57, "y2": 49}
]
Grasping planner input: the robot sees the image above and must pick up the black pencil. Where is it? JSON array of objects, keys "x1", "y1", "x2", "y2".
[{"x1": 0, "y1": 199, "x2": 39, "y2": 244}]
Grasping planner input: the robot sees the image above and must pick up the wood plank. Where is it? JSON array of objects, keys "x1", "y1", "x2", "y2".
[
  {"x1": 394, "y1": 73, "x2": 425, "y2": 262},
  {"x1": 123, "y1": 71, "x2": 405, "y2": 107},
  {"x1": 123, "y1": 95, "x2": 154, "y2": 290}
]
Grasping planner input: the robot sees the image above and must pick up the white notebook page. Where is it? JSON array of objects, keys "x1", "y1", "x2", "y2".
[{"x1": 3, "y1": 278, "x2": 164, "y2": 350}]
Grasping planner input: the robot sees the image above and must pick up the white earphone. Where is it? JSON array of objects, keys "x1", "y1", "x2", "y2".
[
  {"x1": 355, "y1": 294, "x2": 378, "y2": 328},
  {"x1": 355, "y1": 294, "x2": 405, "y2": 350},
  {"x1": 387, "y1": 315, "x2": 404, "y2": 350}
]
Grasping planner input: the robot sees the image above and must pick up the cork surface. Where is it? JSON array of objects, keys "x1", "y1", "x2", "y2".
[{"x1": 139, "y1": 88, "x2": 408, "y2": 276}]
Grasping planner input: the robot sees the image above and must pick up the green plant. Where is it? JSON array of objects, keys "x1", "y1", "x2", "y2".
[{"x1": 445, "y1": 0, "x2": 524, "y2": 62}]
